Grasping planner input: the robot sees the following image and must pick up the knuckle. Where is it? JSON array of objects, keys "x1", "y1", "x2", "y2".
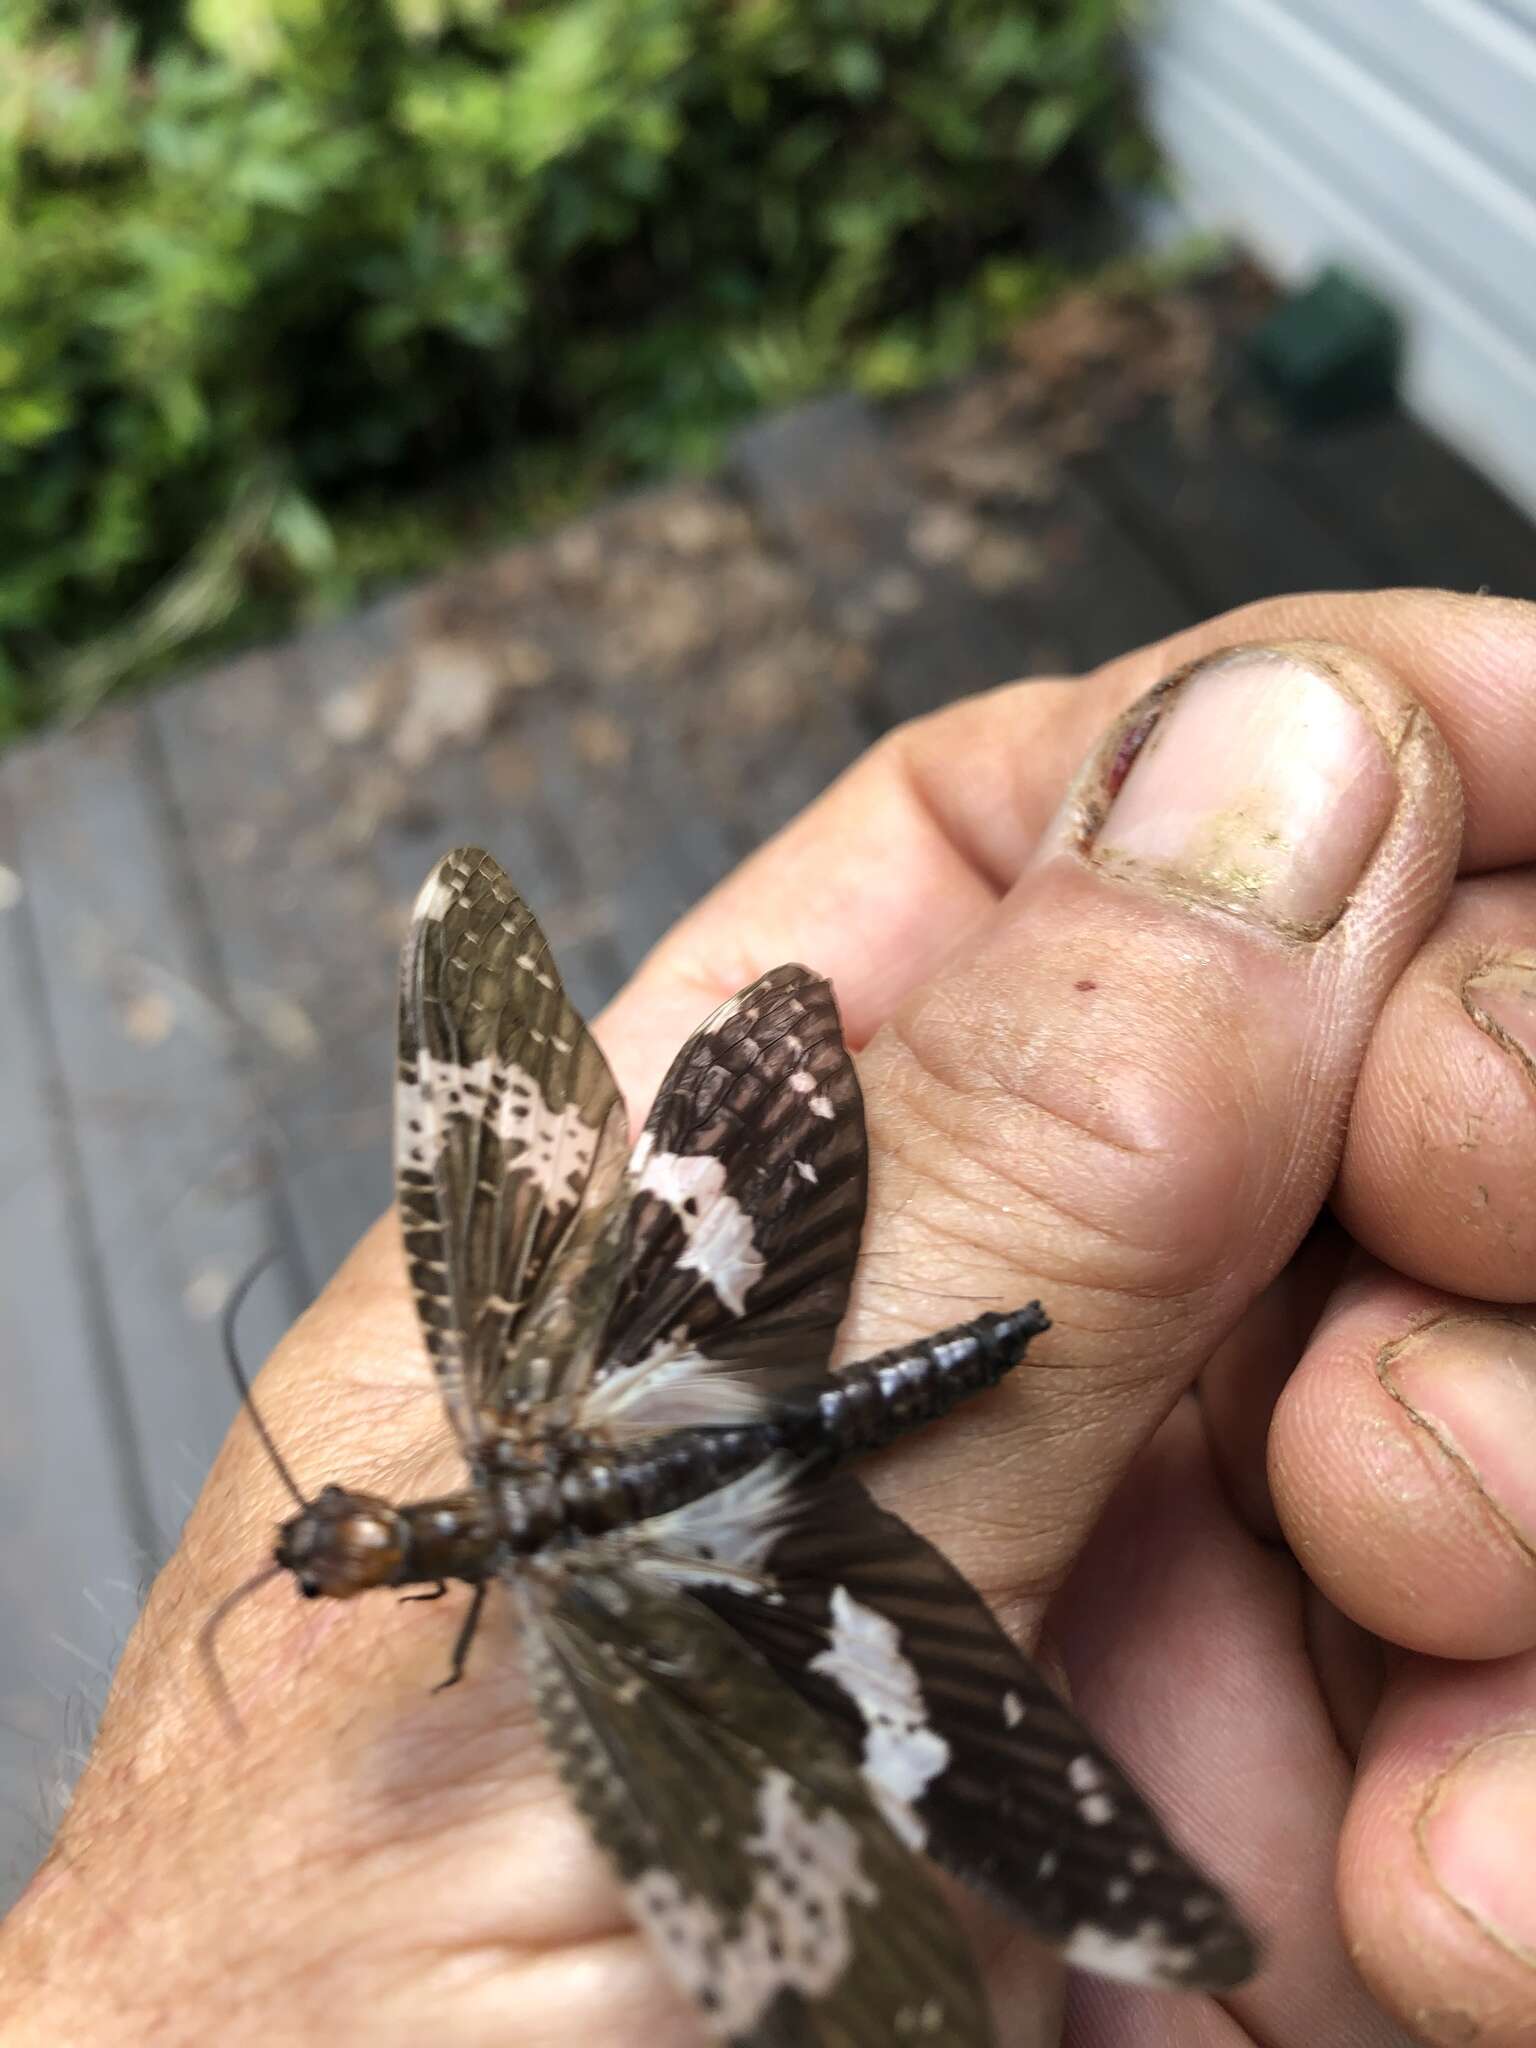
[{"x1": 868, "y1": 995, "x2": 1251, "y2": 1316}]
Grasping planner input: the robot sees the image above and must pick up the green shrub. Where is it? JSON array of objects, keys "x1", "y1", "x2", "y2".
[{"x1": 0, "y1": 0, "x2": 1152, "y2": 727}]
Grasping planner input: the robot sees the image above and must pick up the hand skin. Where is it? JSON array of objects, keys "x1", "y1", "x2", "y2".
[{"x1": 4, "y1": 591, "x2": 1536, "y2": 2048}]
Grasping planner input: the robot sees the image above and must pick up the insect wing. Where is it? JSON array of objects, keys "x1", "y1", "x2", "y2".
[
  {"x1": 559, "y1": 966, "x2": 866, "y2": 1431},
  {"x1": 396, "y1": 848, "x2": 630, "y2": 1441},
  {"x1": 691, "y1": 1476, "x2": 1257, "y2": 1992},
  {"x1": 523, "y1": 1562, "x2": 993, "y2": 2047}
]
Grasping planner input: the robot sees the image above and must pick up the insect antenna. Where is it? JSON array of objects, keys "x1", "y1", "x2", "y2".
[
  {"x1": 221, "y1": 1248, "x2": 306, "y2": 1510},
  {"x1": 198, "y1": 1562, "x2": 283, "y2": 1737}
]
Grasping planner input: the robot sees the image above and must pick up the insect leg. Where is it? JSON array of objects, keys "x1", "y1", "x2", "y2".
[{"x1": 433, "y1": 1581, "x2": 489, "y2": 1691}]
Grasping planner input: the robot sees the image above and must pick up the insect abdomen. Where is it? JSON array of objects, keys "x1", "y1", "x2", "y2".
[
  {"x1": 809, "y1": 1305, "x2": 1050, "y2": 1457},
  {"x1": 482, "y1": 1426, "x2": 793, "y2": 1554},
  {"x1": 555, "y1": 1426, "x2": 788, "y2": 1539},
  {"x1": 488, "y1": 1308, "x2": 1050, "y2": 1553}
]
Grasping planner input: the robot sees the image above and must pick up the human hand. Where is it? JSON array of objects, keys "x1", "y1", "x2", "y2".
[{"x1": 4, "y1": 591, "x2": 1534, "y2": 2048}]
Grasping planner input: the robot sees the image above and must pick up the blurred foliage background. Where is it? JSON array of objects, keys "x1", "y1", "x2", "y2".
[{"x1": 0, "y1": 0, "x2": 1153, "y2": 730}]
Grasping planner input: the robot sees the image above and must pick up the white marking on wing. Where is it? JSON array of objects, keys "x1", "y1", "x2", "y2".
[
  {"x1": 629, "y1": 1134, "x2": 763, "y2": 1314},
  {"x1": 809, "y1": 1587, "x2": 949, "y2": 1851},
  {"x1": 394, "y1": 1044, "x2": 481, "y2": 1430},
  {"x1": 511, "y1": 949, "x2": 556, "y2": 992},
  {"x1": 494, "y1": 1058, "x2": 600, "y2": 1186},
  {"x1": 894, "y1": 1997, "x2": 947, "y2": 2035},
  {"x1": 1002, "y1": 1690, "x2": 1025, "y2": 1728},
  {"x1": 411, "y1": 866, "x2": 456, "y2": 927},
  {"x1": 582, "y1": 1331, "x2": 769, "y2": 1435},
  {"x1": 396, "y1": 1051, "x2": 494, "y2": 1171},
  {"x1": 397, "y1": 1049, "x2": 604, "y2": 1197},
  {"x1": 626, "y1": 1769, "x2": 876, "y2": 2034},
  {"x1": 1068, "y1": 1754, "x2": 1117, "y2": 1827},
  {"x1": 1062, "y1": 1921, "x2": 1196, "y2": 1988},
  {"x1": 636, "y1": 1453, "x2": 802, "y2": 1586}
]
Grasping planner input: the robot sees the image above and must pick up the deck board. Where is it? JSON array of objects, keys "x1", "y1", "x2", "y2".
[
  {"x1": 1075, "y1": 405, "x2": 1380, "y2": 614},
  {"x1": 735, "y1": 392, "x2": 1194, "y2": 716},
  {"x1": 4, "y1": 284, "x2": 1535, "y2": 1906},
  {"x1": 0, "y1": 787, "x2": 151, "y2": 1898},
  {"x1": 151, "y1": 639, "x2": 401, "y2": 1292},
  {"x1": 0, "y1": 708, "x2": 309, "y2": 1903},
  {"x1": 1268, "y1": 407, "x2": 1536, "y2": 597},
  {"x1": 0, "y1": 711, "x2": 305, "y2": 1560}
]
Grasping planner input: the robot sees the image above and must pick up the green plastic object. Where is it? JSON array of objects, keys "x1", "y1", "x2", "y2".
[{"x1": 1246, "y1": 266, "x2": 1403, "y2": 426}]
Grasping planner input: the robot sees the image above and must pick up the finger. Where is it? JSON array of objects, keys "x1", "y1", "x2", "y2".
[
  {"x1": 1122, "y1": 590, "x2": 1536, "y2": 874},
  {"x1": 602, "y1": 591, "x2": 1536, "y2": 1111},
  {"x1": 1335, "y1": 871, "x2": 1536, "y2": 1302},
  {"x1": 1200, "y1": 1221, "x2": 1351, "y2": 1541},
  {"x1": 1341, "y1": 1646, "x2": 1536, "y2": 2046},
  {"x1": 842, "y1": 641, "x2": 1461, "y2": 1621},
  {"x1": 1303, "y1": 1584, "x2": 1388, "y2": 1766},
  {"x1": 1066, "y1": 1988, "x2": 1254, "y2": 2048},
  {"x1": 1272, "y1": 1264, "x2": 1536, "y2": 1660},
  {"x1": 1053, "y1": 1403, "x2": 1401, "y2": 2048}
]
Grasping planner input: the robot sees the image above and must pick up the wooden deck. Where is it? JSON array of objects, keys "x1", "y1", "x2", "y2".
[{"x1": 3, "y1": 277, "x2": 1534, "y2": 1900}]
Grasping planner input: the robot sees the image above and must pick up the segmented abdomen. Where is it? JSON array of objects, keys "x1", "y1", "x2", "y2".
[
  {"x1": 809, "y1": 1305, "x2": 1050, "y2": 1457},
  {"x1": 489, "y1": 1305, "x2": 1051, "y2": 1554}
]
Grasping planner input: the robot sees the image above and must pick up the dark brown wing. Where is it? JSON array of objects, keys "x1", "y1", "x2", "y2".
[
  {"x1": 522, "y1": 1560, "x2": 994, "y2": 2046},
  {"x1": 395, "y1": 848, "x2": 629, "y2": 1445},
  {"x1": 687, "y1": 1474, "x2": 1257, "y2": 1992},
  {"x1": 529, "y1": 965, "x2": 868, "y2": 1428}
]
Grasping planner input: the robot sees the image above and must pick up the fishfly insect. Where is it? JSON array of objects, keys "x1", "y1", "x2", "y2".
[{"x1": 263, "y1": 846, "x2": 1256, "y2": 2043}]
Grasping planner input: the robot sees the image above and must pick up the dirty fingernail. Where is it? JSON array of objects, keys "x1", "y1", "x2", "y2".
[
  {"x1": 1384, "y1": 1319, "x2": 1536, "y2": 1552},
  {"x1": 1465, "y1": 959, "x2": 1536, "y2": 1070},
  {"x1": 1093, "y1": 647, "x2": 1399, "y2": 932},
  {"x1": 1420, "y1": 1731, "x2": 1536, "y2": 1963}
]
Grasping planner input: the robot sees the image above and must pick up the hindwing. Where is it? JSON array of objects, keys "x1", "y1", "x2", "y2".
[
  {"x1": 523, "y1": 1562, "x2": 994, "y2": 2047},
  {"x1": 683, "y1": 1475, "x2": 1255, "y2": 1992}
]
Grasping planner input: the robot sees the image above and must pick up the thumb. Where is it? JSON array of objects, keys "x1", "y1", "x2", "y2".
[{"x1": 840, "y1": 641, "x2": 1461, "y2": 1617}]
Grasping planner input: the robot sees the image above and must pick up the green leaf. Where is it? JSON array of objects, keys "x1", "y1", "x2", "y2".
[
  {"x1": 1019, "y1": 93, "x2": 1081, "y2": 165},
  {"x1": 270, "y1": 487, "x2": 336, "y2": 572},
  {"x1": 0, "y1": 0, "x2": 1153, "y2": 726},
  {"x1": 828, "y1": 39, "x2": 882, "y2": 99}
]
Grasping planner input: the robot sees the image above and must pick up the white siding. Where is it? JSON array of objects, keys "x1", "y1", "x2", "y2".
[{"x1": 1137, "y1": 0, "x2": 1536, "y2": 519}]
